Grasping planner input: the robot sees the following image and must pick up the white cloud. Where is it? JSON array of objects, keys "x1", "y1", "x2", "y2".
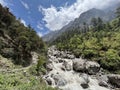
[
  {"x1": 0, "y1": 0, "x2": 7, "y2": 6},
  {"x1": 37, "y1": 32, "x2": 43, "y2": 37},
  {"x1": 37, "y1": 23, "x2": 43, "y2": 30},
  {"x1": 20, "y1": 19, "x2": 27, "y2": 27},
  {"x1": 40, "y1": 0, "x2": 120, "y2": 31},
  {"x1": 21, "y1": 1, "x2": 29, "y2": 10},
  {"x1": 38, "y1": 5, "x2": 43, "y2": 12}
]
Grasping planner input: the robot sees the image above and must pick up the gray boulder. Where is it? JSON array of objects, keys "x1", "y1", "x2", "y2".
[
  {"x1": 46, "y1": 77, "x2": 53, "y2": 85},
  {"x1": 108, "y1": 74, "x2": 120, "y2": 88},
  {"x1": 73, "y1": 59, "x2": 86, "y2": 72},
  {"x1": 60, "y1": 51, "x2": 75, "y2": 59},
  {"x1": 73, "y1": 59, "x2": 100, "y2": 75},
  {"x1": 52, "y1": 74, "x2": 67, "y2": 86},
  {"x1": 99, "y1": 81, "x2": 108, "y2": 87},
  {"x1": 57, "y1": 78, "x2": 67, "y2": 86},
  {"x1": 85, "y1": 61, "x2": 100, "y2": 75},
  {"x1": 98, "y1": 75, "x2": 109, "y2": 88},
  {"x1": 81, "y1": 83, "x2": 89, "y2": 89},
  {"x1": 80, "y1": 73, "x2": 89, "y2": 89},
  {"x1": 80, "y1": 73, "x2": 90, "y2": 83}
]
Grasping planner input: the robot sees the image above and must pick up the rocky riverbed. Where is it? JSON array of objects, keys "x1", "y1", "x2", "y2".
[{"x1": 43, "y1": 46, "x2": 120, "y2": 90}]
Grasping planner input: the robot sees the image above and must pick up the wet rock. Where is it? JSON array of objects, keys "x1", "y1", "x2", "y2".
[
  {"x1": 73, "y1": 59, "x2": 86, "y2": 72},
  {"x1": 85, "y1": 61, "x2": 100, "y2": 75},
  {"x1": 53, "y1": 51, "x2": 61, "y2": 58},
  {"x1": 60, "y1": 51, "x2": 68, "y2": 58},
  {"x1": 48, "y1": 46, "x2": 61, "y2": 58},
  {"x1": 58, "y1": 58, "x2": 64, "y2": 63},
  {"x1": 107, "y1": 74, "x2": 120, "y2": 88},
  {"x1": 99, "y1": 80, "x2": 108, "y2": 87},
  {"x1": 49, "y1": 56, "x2": 59, "y2": 63},
  {"x1": 98, "y1": 75, "x2": 109, "y2": 87},
  {"x1": 52, "y1": 74, "x2": 67, "y2": 86},
  {"x1": 52, "y1": 74, "x2": 61, "y2": 83},
  {"x1": 57, "y1": 78, "x2": 67, "y2": 86},
  {"x1": 46, "y1": 77, "x2": 53, "y2": 85},
  {"x1": 80, "y1": 73, "x2": 90, "y2": 83},
  {"x1": 63, "y1": 60, "x2": 72, "y2": 71},
  {"x1": 80, "y1": 73, "x2": 89, "y2": 89},
  {"x1": 66, "y1": 54, "x2": 75, "y2": 59},
  {"x1": 46, "y1": 63, "x2": 53, "y2": 71},
  {"x1": 61, "y1": 66, "x2": 66, "y2": 71},
  {"x1": 81, "y1": 83, "x2": 89, "y2": 89}
]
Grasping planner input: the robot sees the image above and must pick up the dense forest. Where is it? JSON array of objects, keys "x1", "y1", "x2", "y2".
[
  {"x1": 54, "y1": 7, "x2": 120, "y2": 73},
  {"x1": 0, "y1": 4, "x2": 46, "y2": 66}
]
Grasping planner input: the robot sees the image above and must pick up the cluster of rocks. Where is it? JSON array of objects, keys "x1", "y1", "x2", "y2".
[
  {"x1": 73, "y1": 59, "x2": 100, "y2": 75},
  {"x1": 43, "y1": 46, "x2": 120, "y2": 90}
]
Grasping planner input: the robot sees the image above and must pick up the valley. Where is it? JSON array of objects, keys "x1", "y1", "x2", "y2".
[{"x1": 0, "y1": 1, "x2": 120, "y2": 90}]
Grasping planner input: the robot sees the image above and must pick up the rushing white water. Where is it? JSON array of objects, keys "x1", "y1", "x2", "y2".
[{"x1": 43, "y1": 46, "x2": 111, "y2": 90}]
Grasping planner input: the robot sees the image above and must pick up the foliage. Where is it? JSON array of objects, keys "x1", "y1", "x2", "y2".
[
  {"x1": 54, "y1": 8, "x2": 120, "y2": 73},
  {"x1": 36, "y1": 55, "x2": 46, "y2": 75},
  {"x1": 116, "y1": 7, "x2": 120, "y2": 18},
  {"x1": 0, "y1": 55, "x2": 56, "y2": 90},
  {"x1": 0, "y1": 4, "x2": 46, "y2": 66},
  {"x1": 0, "y1": 69, "x2": 57, "y2": 90}
]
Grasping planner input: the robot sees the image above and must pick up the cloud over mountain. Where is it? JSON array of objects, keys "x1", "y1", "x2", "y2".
[{"x1": 40, "y1": 0, "x2": 120, "y2": 31}]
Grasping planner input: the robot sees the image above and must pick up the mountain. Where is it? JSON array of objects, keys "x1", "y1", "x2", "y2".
[{"x1": 43, "y1": 8, "x2": 115, "y2": 43}]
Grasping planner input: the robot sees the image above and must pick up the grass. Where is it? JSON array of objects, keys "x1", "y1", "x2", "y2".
[{"x1": 0, "y1": 55, "x2": 57, "y2": 90}]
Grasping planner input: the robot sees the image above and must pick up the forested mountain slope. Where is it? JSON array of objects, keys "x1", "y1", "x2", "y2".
[
  {"x1": 43, "y1": 8, "x2": 115, "y2": 43},
  {"x1": 54, "y1": 7, "x2": 120, "y2": 73}
]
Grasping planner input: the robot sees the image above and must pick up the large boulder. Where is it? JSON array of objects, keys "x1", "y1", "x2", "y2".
[
  {"x1": 85, "y1": 61, "x2": 100, "y2": 75},
  {"x1": 107, "y1": 74, "x2": 120, "y2": 88},
  {"x1": 67, "y1": 54, "x2": 75, "y2": 59},
  {"x1": 73, "y1": 59, "x2": 100, "y2": 74},
  {"x1": 80, "y1": 73, "x2": 90, "y2": 83},
  {"x1": 73, "y1": 59, "x2": 86, "y2": 72},
  {"x1": 98, "y1": 75, "x2": 109, "y2": 88},
  {"x1": 99, "y1": 81, "x2": 108, "y2": 87},
  {"x1": 80, "y1": 74, "x2": 89, "y2": 89},
  {"x1": 46, "y1": 77, "x2": 53, "y2": 85},
  {"x1": 52, "y1": 74, "x2": 67, "y2": 86},
  {"x1": 57, "y1": 78, "x2": 67, "y2": 86},
  {"x1": 60, "y1": 51, "x2": 75, "y2": 59},
  {"x1": 81, "y1": 83, "x2": 89, "y2": 89}
]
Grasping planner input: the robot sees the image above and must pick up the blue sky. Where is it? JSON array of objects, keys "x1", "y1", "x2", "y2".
[
  {"x1": 0, "y1": 0, "x2": 119, "y2": 37},
  {"x1": 0, "y1": 0, "x2": 77, "y2": 36}
]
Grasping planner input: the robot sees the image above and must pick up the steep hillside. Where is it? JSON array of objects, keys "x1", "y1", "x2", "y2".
[
  {"x1": 0, "y1": 4, "x2": 58, "y2": 90},
  {"x1": 0, "y1": 4, "x2": 46, "y2": 66}
]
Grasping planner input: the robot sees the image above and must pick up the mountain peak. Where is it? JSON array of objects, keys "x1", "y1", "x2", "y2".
[{"x1": 43, "y1": 8, "x2": 115, "y2": 43}]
